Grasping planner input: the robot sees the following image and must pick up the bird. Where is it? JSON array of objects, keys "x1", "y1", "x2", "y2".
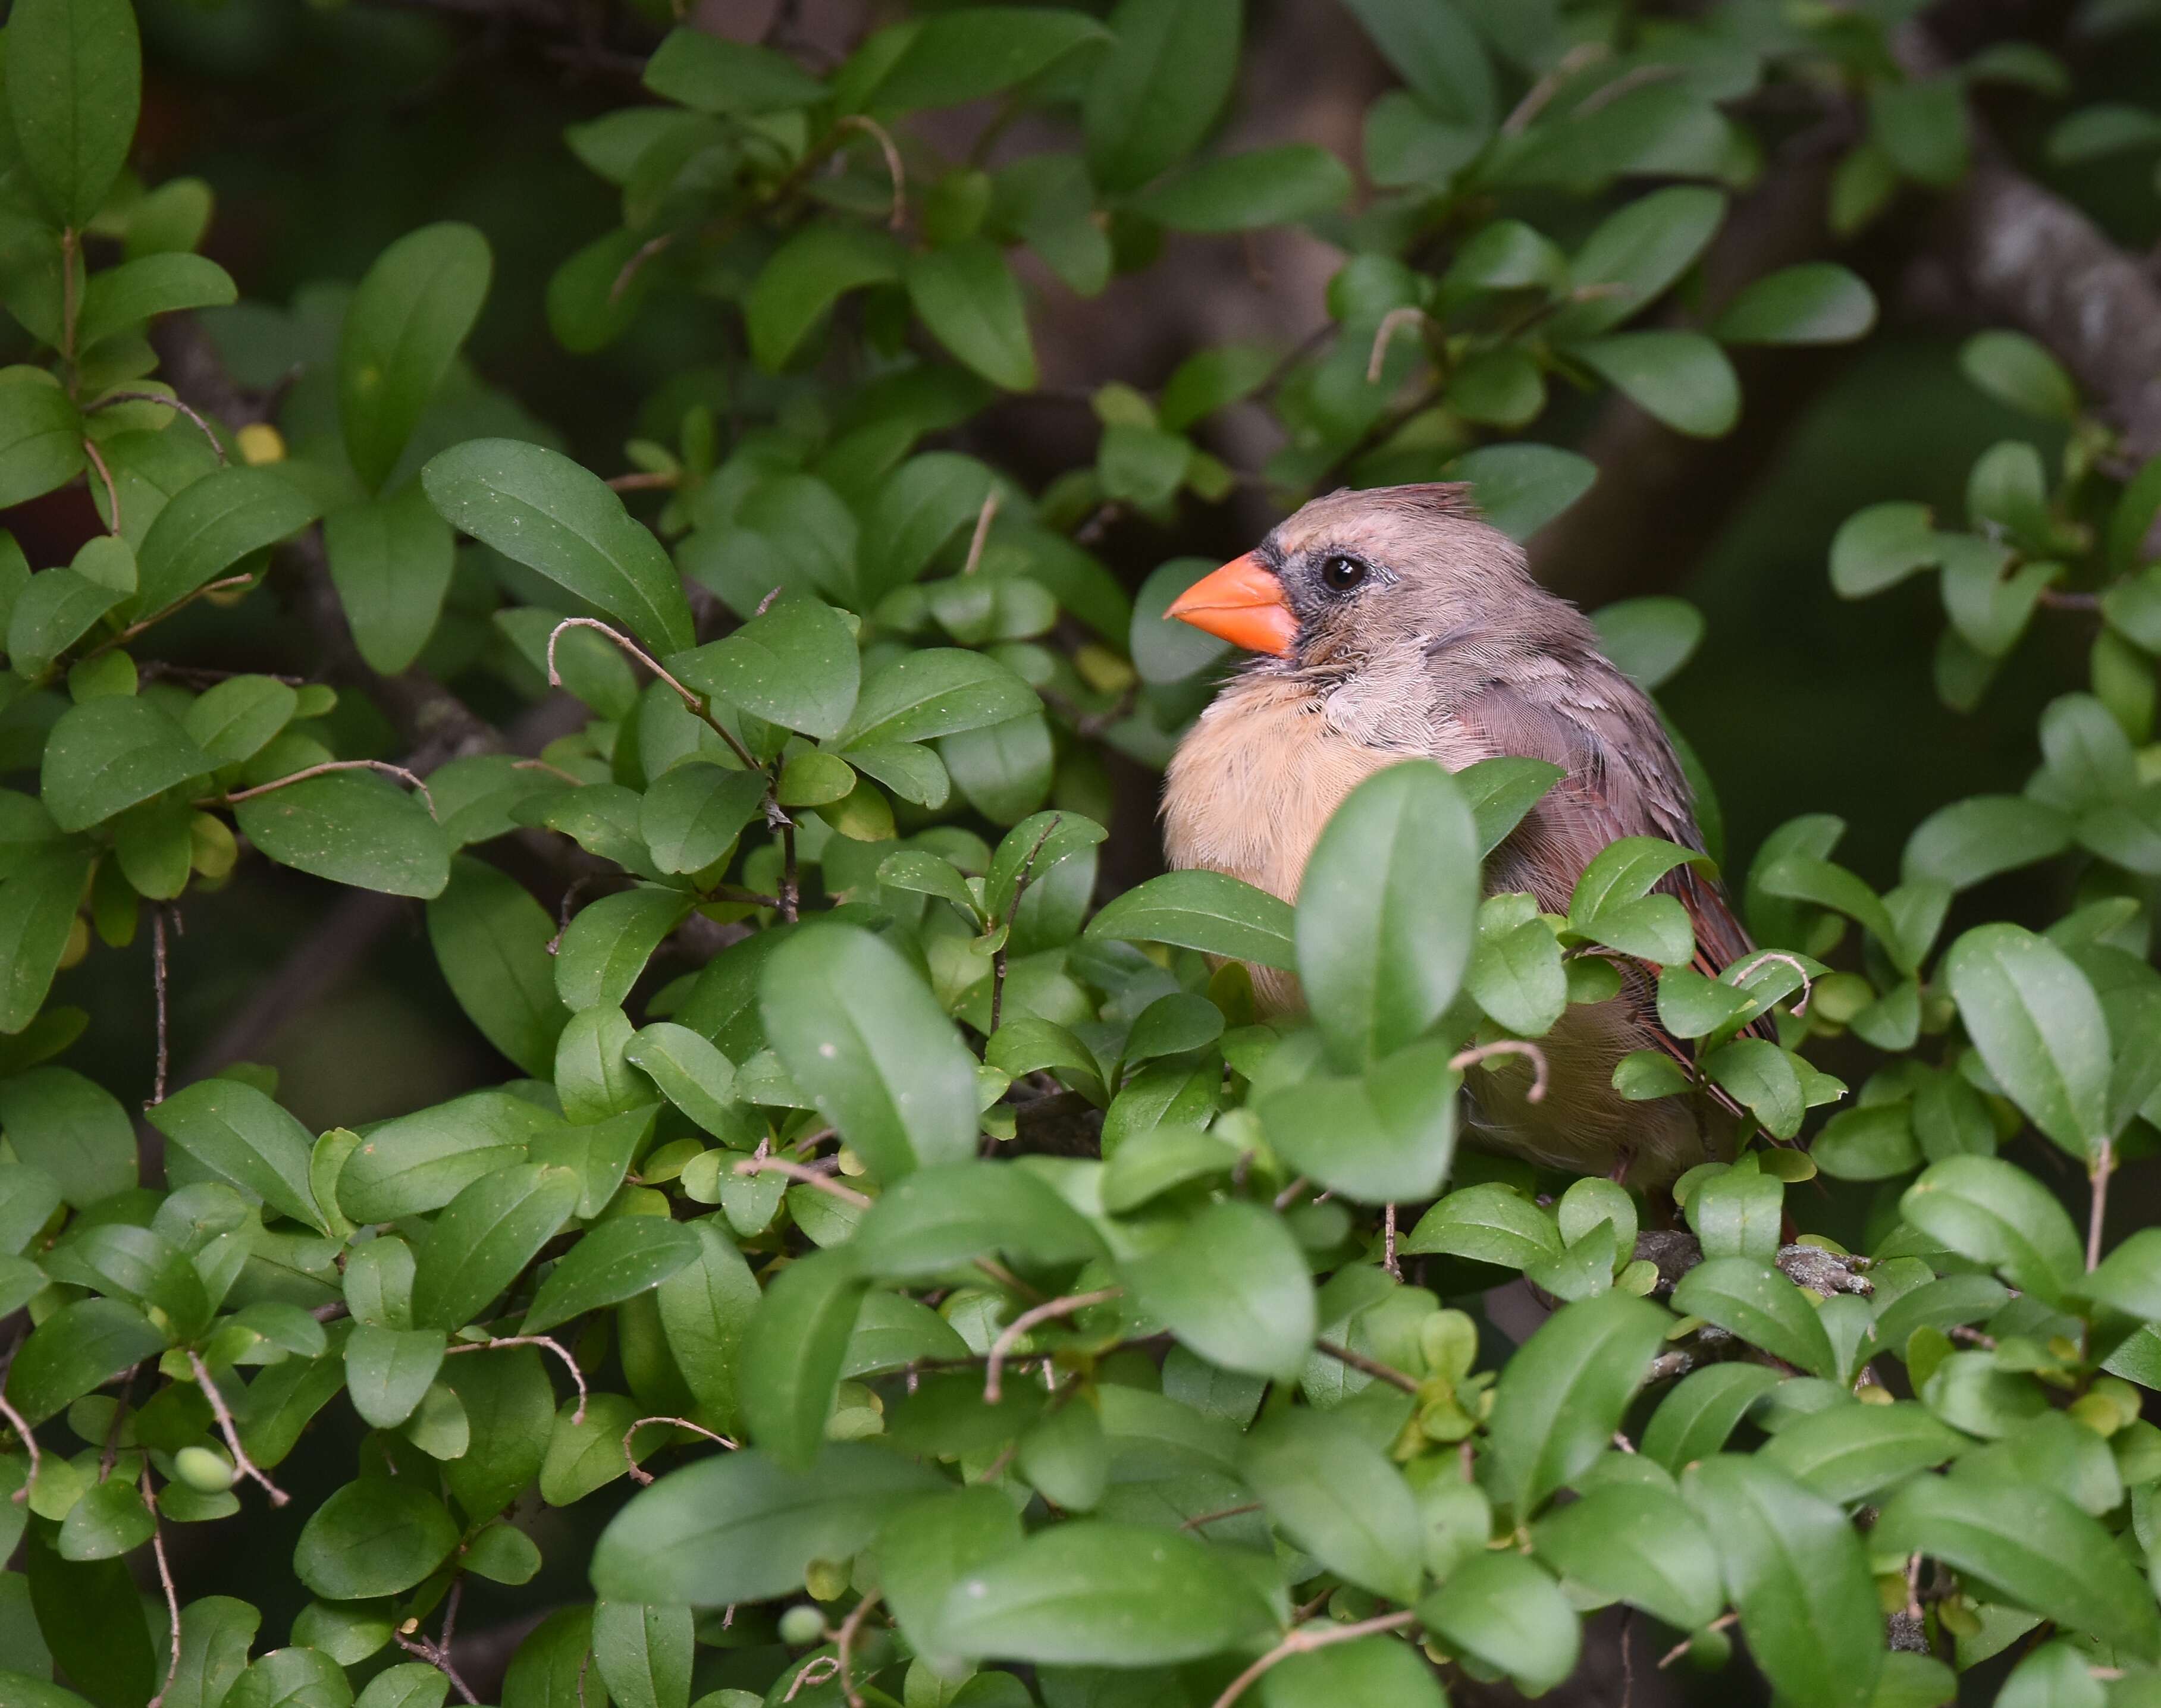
[{"x1": 1160, "y1": 482, "x2": 1768, "y2": 1189}]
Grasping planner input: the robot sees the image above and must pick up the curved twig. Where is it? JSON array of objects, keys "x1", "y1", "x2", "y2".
[
  {"x1": 1449, "y1": 1039, "x2": 1550, "y2": 1104},
  {"x1": 610, "y1": 232, "x2": 675, "y2": 305},
  {"x1": 984, "y1": 1288, "x2": 1121, "y2": 1404},
  {"x1": 836, "y1": 115, "x2": 907, "y2": 231},
  {"x1": 214, "y1": 759, "x2": 436, "y2": 819},
  {"x1": 1209, "y1": 1610, "x2": 1421, "y2": 1708},
  {"x1": 1366, "y1": 307, "x2": 1428, "y2": 384},
  {"x1": 81, "y1": 437, "x2": 122, "y2": 535},
  {"x1": 0, "y1": 1389, "x2": 37, "y2": 1504},
  {"x1": 186, "y1": 1351, "x2": 289, "y2": 1507},
  {"x1": 834, "y1": 1590, "x2": 882, "y2": 1708},
  {"x1": 444, "y1": 1335, "x2": 588, "y2": 1425},
  {"x1": 546, "y1": 617, "x2": 761, "y2": 773},
  {"x1": 143, "y1": 1471, "x2": 182, "y2": 1708},
  {"x1": 1727, "y1": 950, "x2": 1815, "y2": 1016},
  {"x1": 959, "y1": 491, "x2": 999, "y2": 577},
  {"x1": 84, "y1": 391, "x2": 228, "y2": 464},
  {"x1": 732, "y1": 1155, "x2": 872, "y2": 1210},
  {"x1": 1311, "y1": 1338, "x2": 1419, "y2": 1395},
  {"x1": 623, "y1": 1414, "x2": 736, "y2": 1485}
]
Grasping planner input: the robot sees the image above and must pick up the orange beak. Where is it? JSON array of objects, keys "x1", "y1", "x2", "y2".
[{"x1": 1164, "y1": 552, "x2": 1297, "y2": 657}]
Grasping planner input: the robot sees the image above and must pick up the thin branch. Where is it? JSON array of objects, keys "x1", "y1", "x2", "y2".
[
  {"x1": 959, "y1": 491, "x2": 999, "y2": 576},
  {"x1": 1310, "y1": 1338, "x2": 1419, "y2": 1395},
  {"x1": 83, "y1": 574, "x2": 256, "y2": 661},
  {"x1": 834, "y1": 1590, "x2": 882, "y2": 1708},
  {"x1": 606, "y1": 470, "x2": 678, "y2": 492},
  {"x1": 149, "y1": 908, "x2": 171, "y2": 1107},
  {"x1": 985, "y1": 1288, "x2": 1122, "y2": 1404},
  {"x1": 1208, "y1": 1610, "x2": 1421, "y2": 1708},
  {"x1": 1271, "y1": 1176, "x2": 1309, "y2": 1211},
  {"x1": 836, "y1": 115, "x2": 907, "y2": 231},
  {"x1": 1365, "y1": 307, "x2": 1427, "y2": 384},
  {"x1": 2090, "y1": 1135, "x2": 2114, "y2": 1271},
  {"x1": 1501, "y1": 40, "x2": 1608, "y2": 135},
  {"x1": 1728, "y1": 949, "x2": 1815, "y2": 1016},
  {"x1": 394, "y1": 1630, "x2": 480, "y2": 1706},
  {"x1": 1449, "y1": 1039, "x2": 1550, "y2": 1103},
  {"x1": 81, "y1": 437, "x2": 123, "y2": 535},
  {"x1": 187, "y1": 1352, "x2": 289, "y2": 1506},
  {"x1": 84, "y1": 391, "x2": 228, "y2": 464},
  {"x1": 1179, "y1": 1501, "x2": 1262, "y2": 1531},
  {"x1": 444, "y1": 1336, "x2": 588, "y2": 1425},
  {"x1": 732, "y1": 1155, "x2": 871, "y2": 1209},
  {"x1": 0, "y1": 1386, "x2": 39, "y2": 1503},
  {"x1": 1658, "y1": 1611, "x2": 1737, "y2": 1668},
  {"x1": 610, "y1": 232, "x2": 675, "y2": 306},
  {"x1": 782, "y1": 1658, "x2": 839, "y2": 1704},
  {"x1": 623, "y1": 1415, "x2": 736, "y2": 1485},
  {"x1": 212, "y1": 758, "x2": 436, "y2": 818},
  {"x1": 143, "y1": 1472, "x2": 182, "y2": 1708},
  {"x1": 547, "y1": 617, "x2": 761, "y2": 772},
  {"x1": 991, "y1": 812, "x2": 1059, "y2": 1033},
  {"x1": 1382, "y1": 1202, "x2": 1400, "y2": 1281}
]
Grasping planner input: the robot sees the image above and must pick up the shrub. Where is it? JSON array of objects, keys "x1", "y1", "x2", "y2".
[{"x1": 0, "y1": 1, "x2": 2156, "y2": 1704}]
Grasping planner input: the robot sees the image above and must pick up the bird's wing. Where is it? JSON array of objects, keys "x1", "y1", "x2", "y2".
[{"x1": 1453, "y1": 663, "x2": 1775, "y2": 1053}]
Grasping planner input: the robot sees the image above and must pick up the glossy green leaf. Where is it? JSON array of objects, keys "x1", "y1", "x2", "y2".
[
  {"x1": 422, "y1": 438, "x2": 695, "y2": 656},
  {"x1": 40, "y1": 695, "x2": 211, "y2": 832},
  {"x1": 1711, "y1": 263, "x2": 1877, "y2": 345},
  {"x1": 1671, "y1": 1258, "x2": 1835, "y2": 1376},
  {"x1": 1418, "y1": 1553, "x2": 1579, "y2": 1697},
  {"x1": 873, "y1": 7, "x2": 1107, "y2": 110},
  {"x1": 1259, "y1": 1037, "x2": 1459, "y2": 1204},
  {"x1": 5, "y1": 1297, "x2": 164, "y2": 1424},
  {"x1": 839, "y1": 648, "x2": 1037, "y2": 748},
  {"x1": 1900, "y1": 1156, "x2": 2084, "y2": 1305},
  {"x1": 739, "y1": 1247, "x2": 867, "y2": 1470},
  {"x1": 1119, "y1": 1199, "x2": 1315, "y2": 1380},
  {"x1": 1086, "y1": 868, "x2": 1296, "y2": 970},
  {"x1": 1241, "y1": 1409, "x2": 1422, "y2": 1602},
  {"x1": 906, "y1": 240, "x2": 1036, "y2": 392},
  {"x1": 1942, "y1": 924, "x2": 2110, "y2": 1160},
  {"x1": 1083, "y1": 0, "x2": 1241, "y2": 191},
  {"x1": 592, "y1": 1603, "x2": 691, "y2": 1708},
  {"x1": 0, "y1": 1065, "x2": 133, "y2": 1207},
  {"x1": 294, "y1": 1477, "x2": 460, "y2": 1600},
  {"x1": 1295, "y1": 759, "x2": 1478, "y2": 1067},
  {"x1": 411, "y1": 1163, "x2": 582, "y2": 1330},
  {"x1": 237, "y1": 770, "x2": 451, "y2": 900},
  {"x1": 428, "y1": 857, "x2": 572, "y2": 1077},
  {"x1": 149, "y1": 1077, "x2": 326, "y2": 1232},
  {"x1": 323, "y1": 486, "x2": 458, "y2": 674},
  {"x1": 1682, "y1": 1456, "x2": 1882, "y2": 1708},
  {"x1": 131, "y1": 464, "x2": 321, "y2": 619},
  {"x1": 1532, "y1": 1481, "x2": 1723, "y2": 1631},
  {"x1": 849, "y1": 1160, "x2": 1106, "y2": 1279},
  {"x1": 555, "y1": 887, "x2": 691, "y2": 1012},
  {"x1": 340, "y1": 222, "x2": 492, "y2": 490},
  {"x1": 1573, "y1": 331, "x2": 1740, "y2": 439},
  {"x1": 6, "y1": 0, "x2": 140, "y2": 225},
  {"x1": 1485, "y1": 1292, "x2": 1670, "y2": 1517},
  {"x1": 670, "y1": 592, "x2": 858, "y2": 740},
  {"x1": 344, "y1": 1326, "x2": 448, "y2": 1429},
  {"x1": 523, "y1": 1216, "x2": 701, "y2": 1336},
  {"x1": 1759, "y1": 1401, "x2": 1962, "y2": 1505},
  {"x1": 1133, "y1": 144, "x2": 1353, "y2": 233}
]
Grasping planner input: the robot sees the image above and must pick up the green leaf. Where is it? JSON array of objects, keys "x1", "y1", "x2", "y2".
[
  {"x1": 1671, "y1": 1257, "x2": 1836, "y2": 1376},
  {"x1": 656, "y1": 1219, "x2": 759, "y2": 1434},
  {"x1": 1086, "y1": 869, "x2": 1296, "y2": 970},
  {"x1": 0, "y1": 847, "x2": 93, "y2": 1032},
  {"x1": 1759, "y1": 1401, "x2": 1964, "y2": 1505},
  {"x1": 1681, "y1": 1457, "x2": 1883, "y2": 1708},
  {"x1": 1902, "y1": 796, "x2": 2071, "y2": 890},
  {"x1": 338, "y1": 223, "x2": 491, "y2": 490},
  {"x1": 644, "y1": 25, "x2": 821, "y2": 112},
  {"x1": 75, "y1": 252, "x2": 236, "y2": 351},
  {"x1": 523, "y1": 1217, "x2": 701, "y2": 1336},
  {"x1": 1401, "y1": 1183, "x2": 1560, "y2": 1269},
  {"x1": 1875, "y1": 1474, "x2": 2161, "y2": 1660},
  {"x1": 592, "y1": 1603, "x2": 692, "y2": 1708},
  {"x1": 739, "y1": 1246, "x2": 865, "y2": 1470},
  {"x1": 183, "y1": 674, "x2": 298, "y2": 769},
  {"x1": 839, "y1": 648, "x2": 1037, "y2": 748},
  {"x1": 554, "y1": 887, "x2": 691, "y2": 1013},
  {"x1": 905, "y1": 240, "x2": 1037, "y2": 392},
  {"x1": 872, "y1": 7, "x2": 1108, "y2": 110},
  {"x1": 849, "y1": 1160, "x2": 1106, "y2": 1279},
  {"x1": 592, "y1": 1442, "x2": 943, "y2": 1605},
  {"x1": 1485, "y1": 1292, "x2": 1670, "y2": 1517},
  {"x1": 237, "y1": 770, "x2": 451, "y2": 900},
  {"x1": 1942, "y1": 923, "x2": 2110, "y2": 1159},
  {"x1": 40, "y1": 695, "x2": 211, "y2": 832},
  {"x1": 5, "y1": 1296, "x2": 164, "y2": 1424},
  {"x1": 1119, "y1": 1199, "x2": 1316, "y2": 1380},
  {"x1": 439, "y1": 1343, "x2": 556, "y2": 1518},
  {"x1": 422, "y1": 438, "x2": 695, "y2": 657},
  {"x1": 1573, "y1": 331, "x2": 1739, "y2": 439},
  {"x1": 149, "y1": 1078, "x2": 327, "y2": 1232},
  {"x1": 1257, "y1": 1637, "x2": 1445, "y2": 1708},
  {"x1": 1593, "y1": 597, "x2": 1704, "y2": 691},
  {"x1": 6, "y1": 0, "x2": 139, "y2": 226},
  {"x1": 936, "y1": 1521, "x2": 1275, "y2": 1666},
  {"x1": 759, "y1": 922, "x2": 979, "y2": 1180},
  {"x1": 1132, "y1": 145, "x2": 1353, "y2": 233},
  {"x1": 0, "y1": 378, "x2": 82, "y2": 510},
  {"x1": 1641, "y1": 1362, "x2": 1783, "y2": 1474},
  {"x1": 1960, "y1": 329, "x2": 2077, "y2": 422},
  {"x1": 294, "y1": 1478, "x2": 460, "y2": 1600},
  {"x1": 1811, "y1": 1103, "x2": 1921, "y2": 1182},
  {"x1": 323, "y1": 486, "x2": 457, "y2": 674},
  {"x1": 1550, "y1": 186, "x2": 1726, "y2": 341},
  {"x1": 356, "y1": 1669, "x2": 447, "y2": 1708},
  {"x1": 1900, "y1": 1157, "x2": 2084, "y2": 1306},
  {"x1": 1440, "y1": 444, "x2": 1597, "y2": 541},
  {"x1": 132, "y1": 464, "x2": 322, "y2": 620},
  {"x1": 670, "y1": 592, "x2": 858, "y2": 741},
  {"x1": 0, "y1": 1065, "x2": 132, "y2": 1207},
  {"x1": 744, "y1": 223, "x2": 904, "y2": 372},
  {"x1": 1711, "y1": 263, "x2": 1877, "y2": 345},
  {"x1": 1296, "y1": 759, "x2": 1478, "y2": 1066},
  {"x1": 25, "y1": 1529, "x2": 156, "y2": 1708},
  {"x1": 1241, "y1": 1409, "x2": 1422, "y2": 1602},
  {"x1": 1258, "y1": 1038, "x2": 1459, "y2": 1204},
  {"x1": 1341, "y1": 0, "x2": 1493, "y2": 130},
  {"x1": 427, "y1": 859, "x2": 571, "y2": 1078},
  {"x1": 1532, "y1": 1482, "x2": 1723, "y2": 1631},
  {"x1": 636, "y1": 764, "x2": 764, "y2": 879},
  {"x1": 8, "y1": 567, "x2": 119, "y2": 679},
  {"x1": 1083, "y1": 0, "x2": 1241, "y2": 192},
  {"x1": 164, "y1": 1597, "x2": 261, "y2": 1708},
  {"x1": 344, "y1": 1326, "x2": 448, "y2": 1430},
  {"x1": 1701, "y1": 1038, "x2": 1806, "y2": 1140},
  {"x1": 1417, "y1": 1553, "x2": 1579, "y2": 1697},
  {"x1": 625, "y1": 1023, "x2": 745, "y2": 1141},
  {"x1": 411, "y1": 1163, "x2": 582, "y2": 1330}
]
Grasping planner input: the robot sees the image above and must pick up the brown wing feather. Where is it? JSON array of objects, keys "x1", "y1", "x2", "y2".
[{"x1": 1454, "y1": 653, "x2": 1776, "y2": 1075}]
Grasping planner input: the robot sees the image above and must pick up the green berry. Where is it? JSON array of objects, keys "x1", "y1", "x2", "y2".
[
  {"x1": 776, "y1": 1606, "x2": 825, "y2": 1648},
  {"x1": 174, "y1": 1445, "x2": 236, "y2": 1493}
]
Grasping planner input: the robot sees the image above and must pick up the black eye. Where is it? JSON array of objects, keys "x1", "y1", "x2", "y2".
[{"x1": 1319, "y1": 554, "x2": 1368, "y2": 594}]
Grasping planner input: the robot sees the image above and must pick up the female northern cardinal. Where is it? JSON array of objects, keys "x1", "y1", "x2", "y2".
[{"x1": 1162, "y1": 483, "x2": 1764, "y2": 1187}]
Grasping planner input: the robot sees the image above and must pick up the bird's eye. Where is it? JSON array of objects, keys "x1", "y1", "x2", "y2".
[{"x1": 1319, "y1": 554, "x2": 1368, "y2": 593}]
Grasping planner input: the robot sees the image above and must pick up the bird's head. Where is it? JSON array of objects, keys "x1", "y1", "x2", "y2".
[{"x1": 1166, "y1": 483, "x2": 1533, "y2": 680}]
